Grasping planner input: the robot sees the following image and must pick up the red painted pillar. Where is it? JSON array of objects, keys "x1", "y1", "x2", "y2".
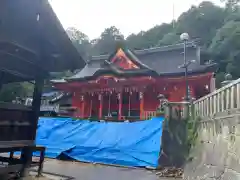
[
  {"x1": 118, "y1": 92, "x2": 122, "y2": 120},
  {"x1": 72, "y1": 92, "x2": 77, "y2": 117},
  {"x1": 99, "y1": 94, "x2": 103, "y2": 119},
  {"x1": 81, "y1": 95, "x2": 85, "y2": 118},
  {"x1": 89, "y1": 99, "x2": 93, "y2": 117},
  {"x1": 139, "y1": 92, "x2": 144, "y2": 119},
  {"x1": 89, "y1": 94, "x2": 94, "y2": 117}
]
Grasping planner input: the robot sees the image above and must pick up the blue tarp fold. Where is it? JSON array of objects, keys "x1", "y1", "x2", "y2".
[{"x1": 36, "y1": 117, "x2": 164, "y2": 167}]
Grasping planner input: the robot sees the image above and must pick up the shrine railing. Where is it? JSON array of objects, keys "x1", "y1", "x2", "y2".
[
  {"x1": 144, "y1": 111, "x2": 156, "y2": 120},
  {"x1": 194, "y1": 78, "x2": 240, "y2": 118}
]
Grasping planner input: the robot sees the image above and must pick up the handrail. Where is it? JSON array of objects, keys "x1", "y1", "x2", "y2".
[
  {"x1": 144, "y1": 111, "x2": 156, "y2": 119},
  {"x1": 193, "y1": 78, "x2": 240, "y2": 117},
  {"x1": 194, "y1": 78, "x2": 240, "y2": 104}
]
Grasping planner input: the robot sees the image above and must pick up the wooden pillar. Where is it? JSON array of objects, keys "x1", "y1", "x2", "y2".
[
  {"x1": 81, "y1": 95, "x2": 85, "y2": 118},
  {"x1": 118, "y1": 92, "x2": 122, "y2": 120},
  {"x1": 0, "y1": 72, "x2": 4, "y2": 91},
  {"x1": 20, "y1": 75, "x2": 44, "y2": 177},
  {"x1": 90, "y1": 99, "x2": 93, "y2": 117},
  {"x1": 31, "y1": 76, "x2": 44, "y2": 139},
  {"x1": 99, "y1": 94, "x2": 103, "y2": 119},
  {"x1": 128, "y1": 92, "x2": 131, "y2": 117},
  {"x1": 108, "y1": 92, "x2": 111, "y2": 116},
  {"x1": 139, "y1": 92, "x2": 144, "y2": 119}
]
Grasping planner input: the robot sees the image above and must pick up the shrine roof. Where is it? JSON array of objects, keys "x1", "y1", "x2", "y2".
[
  {"x1": 53, "y1": 42, "x2": 217, "y2": 83},
  {"x1": 90, "y1": 42, "x2": 198, "y2": 60},
  {"x1": 0, "y1": 0, "x2": 85, "y2": 83}
]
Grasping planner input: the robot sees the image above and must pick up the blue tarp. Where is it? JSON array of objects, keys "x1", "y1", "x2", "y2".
[{"x1": 36, "y1": 117, "x2": 164, "y2": 167}]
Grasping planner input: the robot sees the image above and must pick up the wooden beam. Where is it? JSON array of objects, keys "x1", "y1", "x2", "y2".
[
  {"x1": 0, "y1": 50, "x2": 47, "y2": 72},
  {"x1": 0, "y1": 54, "x2": 39, "y2": 79}
]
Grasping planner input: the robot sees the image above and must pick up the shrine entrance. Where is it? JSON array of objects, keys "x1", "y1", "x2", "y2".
[
  {"x1": 100, "y1": 90, "x2": 141, "y2": 120},
  {"x1": 122, "y1": 91, "x2": 140, "y2": 119},
  {"x1": 90, "y1": 94, "x2": 100, "y2": 119},
  {"x1": 102, "y1": 92, "x2": 119, "y2": 119},
  {"x1": 83, "y1": 94, "x2": 100, "y2": 119}
]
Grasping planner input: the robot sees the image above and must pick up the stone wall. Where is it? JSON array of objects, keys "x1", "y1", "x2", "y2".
[
  {"x1": 184, "y1": 111, "x2": 240, "y2": 179},
  {"x1": 159, "y1": 118, "x2": 188, "y2": 168}
]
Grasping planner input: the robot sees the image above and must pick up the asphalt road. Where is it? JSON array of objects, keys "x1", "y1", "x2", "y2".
[{"x1": 40, "y1": 159, "x2": 174, "y2": 180}]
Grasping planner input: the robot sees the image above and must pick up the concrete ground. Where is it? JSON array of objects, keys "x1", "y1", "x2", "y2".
[
  {"x1": 36, "y1": 158, "x2": 176, "y2": 180},
  {"x1": 0, "y1": 153, "x2": 178, "y2": 179}
]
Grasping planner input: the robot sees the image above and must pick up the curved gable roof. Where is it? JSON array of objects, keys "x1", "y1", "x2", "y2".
[{"x1": 53, "y1": 42, "x2": 216, "y2": 83}]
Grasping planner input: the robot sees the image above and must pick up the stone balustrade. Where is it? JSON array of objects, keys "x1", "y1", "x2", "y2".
[
  {"x1": 194, "y1": 78, "x2": 240, "y2": 118},
  {"x1": 184, "y1": 78, "x2": 240, "y2": 180}
]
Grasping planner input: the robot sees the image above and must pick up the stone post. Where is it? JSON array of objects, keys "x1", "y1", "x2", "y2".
[
  {"x1": 156, "y1": 94, "x2": 169, "y2": 118},
  {"x1": 182, "y1": 101, "x2": 191, "y2": 120}
]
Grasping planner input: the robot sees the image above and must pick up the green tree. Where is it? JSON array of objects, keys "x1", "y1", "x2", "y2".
[
  {"x1": 176, "y1": 1, "x2": 226, "y2": 47},
  {"x1": 125, "y1": 1, "x2": 226, "y2": 49},
  {"x1": 221, "y1": 0, "x2": 240, "y2": 12},
  {"x1": 126, "y1": 24, "x2": 173, "y2": 49},
  {"x1": 0, "y1": 82, "x2": 33, "y2": 102},
  {"x1": 158, "y1": 32, "x2": 179, "y2": 46},
  {"x1": 66, "y1": 27, "x2": 91, "y2": 57},
  {"x1": 56, "y1": 0, "x2": 240, "y2": 88},
  {"x1": 126, "y1": 31, "x2": 146, "y2": 50},
  {"x1": 91, "y1": 26, "x2": 124, "y2": 55},
  {"x1": 209, "y1": 21, "x2": 240, "y2": 79}
]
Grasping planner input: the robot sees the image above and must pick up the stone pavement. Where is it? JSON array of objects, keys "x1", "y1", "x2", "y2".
[{"x1": 38, "y1": 159, "x2": 175, "y2": 180}]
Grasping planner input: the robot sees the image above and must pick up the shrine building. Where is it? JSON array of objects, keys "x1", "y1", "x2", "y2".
[{"x1": 52, "y1": 41, "x2": 216, "y2": 120}]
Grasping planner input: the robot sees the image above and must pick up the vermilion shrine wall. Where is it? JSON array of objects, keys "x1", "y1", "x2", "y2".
[
  {"x1": 56, "y1": 73, "x2": 214, "y2": 120},
  {"x1": 71, "y1": 84, "x2": 197, "y2": 119}
]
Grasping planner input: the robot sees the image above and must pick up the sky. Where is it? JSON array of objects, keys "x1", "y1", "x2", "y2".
[{"x1": 49, "y1": 0, "x2": 223, "y2": 40}]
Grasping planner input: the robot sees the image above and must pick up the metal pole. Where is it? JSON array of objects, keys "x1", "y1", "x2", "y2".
[{"x1": 184, "y1": 40, "x2": 189, "y2": 101}]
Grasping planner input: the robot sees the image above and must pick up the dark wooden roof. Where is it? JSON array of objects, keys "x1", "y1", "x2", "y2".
[
  {"x1": 56, "y1": 42, "x2": 216, "y2": 83},
  {"x1": 65, "y1": 47, "x2": 158, "y2": 81},
  {"x1": 0, "y1": 0, "x2": 86, "y2": 83}
]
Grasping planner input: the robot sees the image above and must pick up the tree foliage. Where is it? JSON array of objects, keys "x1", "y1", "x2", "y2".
[
  {"x1": 209, "y1": 20, "x2": 240, "y2": 79},
  {"x1": 0, "y1": 82, "x2": 33, "y2": 102},
  {"x1": 67, "y1": 1, "x2": 230, "y2": 57},
  {"x1": 91, "y1": 26, "x2": 124, "y2": 55},
  {"x1": 1, "y1": 1, "x2": 240, "y2": 100},
  {"x1": 222, "y1": 0, "x2": 240, "y2": 11},
  {"x1": 64, "y1": 1, "x2": 239, "y2": 87},
  {"x1": 66, "y1": 27, "x2": 91, "y2": 57}
]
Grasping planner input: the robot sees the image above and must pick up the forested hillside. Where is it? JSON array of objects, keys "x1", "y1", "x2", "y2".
[
  {"x1": 0, "y1": 0, "x2": 239, "y2": 101},
  {"x1": 67, "y1": 0, "x2": 240, "y2": 87}
]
